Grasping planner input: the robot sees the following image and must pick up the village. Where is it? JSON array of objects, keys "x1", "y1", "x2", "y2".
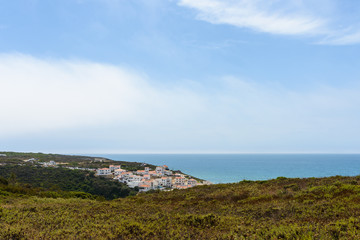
[
  {"x1": 12, "y1": 155, "x2": 210, "y2": 192},
  {"x1": 96, "y1": 164, "x2": 209, "y2": 192}
]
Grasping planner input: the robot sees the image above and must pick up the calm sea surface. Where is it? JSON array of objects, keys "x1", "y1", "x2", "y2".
[{"x1": 85, "y1": 154, "x2": 360, "y2": 184}]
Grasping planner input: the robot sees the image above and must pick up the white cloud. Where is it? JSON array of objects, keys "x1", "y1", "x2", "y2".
[
  {"x1": 320, "y1": 31, "x2": 360, "y2": 45},
  {"x1": 0, "y1": 54, "x2": 204, "y2": 136},
  {"x1": 1, "y1": 54, "x2": 360, "y2": 152},
  {"x1": 178, "y1": 0, "x2": 360, "y2": 45},
  {"x1": 179, "y1": 0, "x2": 325, "y2": 35}
]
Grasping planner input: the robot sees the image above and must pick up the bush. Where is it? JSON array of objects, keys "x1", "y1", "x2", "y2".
[{"x1": 0, "y1": 176, "x2": 8, "y2": 185}]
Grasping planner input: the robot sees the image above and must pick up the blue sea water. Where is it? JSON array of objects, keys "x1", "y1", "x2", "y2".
[{"x1": 85, "y1": 154, "x2": 360, "y2": 184}]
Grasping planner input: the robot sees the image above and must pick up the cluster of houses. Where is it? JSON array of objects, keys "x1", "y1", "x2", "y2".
[
  {"x1": 96, "y1": 165, "x2": 204, "y2": 192},
  {"x1": 18, "y1": 158, "x2": 210, "y2": 192}
]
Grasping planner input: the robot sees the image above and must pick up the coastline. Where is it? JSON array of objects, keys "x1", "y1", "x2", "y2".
[{"x1": 87, "y1": 153, "x2": 360, "y2": 184}]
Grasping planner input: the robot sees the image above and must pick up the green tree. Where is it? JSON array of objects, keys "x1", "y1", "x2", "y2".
[{"x1": 8, "y1": 172, "x2": 17, "y2": 185}]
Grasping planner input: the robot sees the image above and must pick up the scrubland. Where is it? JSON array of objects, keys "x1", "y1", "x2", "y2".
[{"x1": 2, "y1": 175, "x2": 360, "y2": 239}]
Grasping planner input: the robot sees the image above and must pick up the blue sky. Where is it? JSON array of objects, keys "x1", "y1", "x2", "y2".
[{"x1": 1, "y1": 0, "x2": 360, "y2": 153}]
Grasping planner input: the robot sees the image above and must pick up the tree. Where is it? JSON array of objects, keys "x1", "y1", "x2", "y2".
[{"x1": 8, "y1": 172, "x2": 17, "y2": 185}]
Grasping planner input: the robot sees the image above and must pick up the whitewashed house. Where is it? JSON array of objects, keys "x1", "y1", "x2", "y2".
[
  {"x1": 127, "y1": 181, "x2": 141, "y2": 188},
  {"x1": 187, "y1": 179, "x2": 197, "y2": 187},
  {"x1": 42, "y1": 161, "x2": 57, "y2": 167},
  {"x1": 139, "y1": 184, "x2": 151, "y2": 192},
  {"x1": 114, "y1": 169, "x2": 126, "y2": 176},
  {"x1": 136, "y1": 170, "x2": 146, "y2": 175},
  {"x1": 109, "y1": 165, "x2": 121, "y2": 172},
  {"x1": 174, "y1": 177, "x2": 186, "y2": 186},
  {"x1": 97, "y1": 168, "x2": 111, "y2": 175},
  {"x1": 132, "y1": 175, "x2": 142, "y2": 182},
  {"x1": 161, "y1": 177, "x2": 172, "y2": 187},
  {"x1": 118, "y1": 172, "x2": 133, "y2": 183},
  {"x1": 24, "y1": 158, "x2": 36, "y2": 162},
  {"x1": 155, "y1": 166, "x2": 165, "y2": 176},
  {"x1": 125, "y1": 174, "x2": 142, "y2": 187},
  {"x1": 148, "y1": 170, "x2": 157, "y2": 176}
]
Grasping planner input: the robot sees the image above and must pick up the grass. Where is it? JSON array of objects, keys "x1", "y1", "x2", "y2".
[{"x1": 2, "y1": 175, "x2": 360, "y2": 239}]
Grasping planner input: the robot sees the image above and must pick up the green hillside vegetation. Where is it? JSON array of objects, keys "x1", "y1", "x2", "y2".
[
  {"x1": 0, "y1": 165, "x2": 137, "y2": 200},
  {"x1": 2, "y1": 175, "x2": 360, "y2": 239},
  {"x1": 0, "y1": 151, "x2": 156, "y2": 171}
]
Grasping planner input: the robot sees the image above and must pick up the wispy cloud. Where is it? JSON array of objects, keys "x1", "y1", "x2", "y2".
[
  {"x1": 320, "y1": 30, "x2": 360, "y2": 45},
  {"x1": 1, "y1": 54, "x2": 360, "y2": 152},
  {"x1": 179, "y1": 0, "x2": 326, "y2": 35},
  {"x1": 178, "y1": 0, "x2": 360, "y2": 45}
]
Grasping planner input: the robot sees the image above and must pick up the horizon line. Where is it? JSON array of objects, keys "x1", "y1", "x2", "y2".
[
  {"x1": 3, "y1": 150, "x2": 360, "y2": 155},
  {"x1": 70, "y1": 152, "x2": 360, "y2": 155}
]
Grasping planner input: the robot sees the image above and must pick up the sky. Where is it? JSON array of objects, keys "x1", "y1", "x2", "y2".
[{"x1": 1, "y1": 0, "x2": 360, "y2": 153}]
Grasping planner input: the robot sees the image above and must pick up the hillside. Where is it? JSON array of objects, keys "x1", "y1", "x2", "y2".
[
  {"x1": 0, "y1": 151, "x2": 156, "y2": 171},
  {"x1": 0, "y1": 152, "x2": 206, "y2": 194},
  {"x1": 2, "y1": 175, "x2": 360, "y2": 239},
  {"x1": 0, "y1": 165, "x2": 137, "y2": 200}
]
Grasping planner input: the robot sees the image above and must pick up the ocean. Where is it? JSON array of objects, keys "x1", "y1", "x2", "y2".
[{"x1": 85, "y1": 154, "x2": 360, "y2": 184}]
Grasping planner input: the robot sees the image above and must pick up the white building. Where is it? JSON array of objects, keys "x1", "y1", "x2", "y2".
[
  {"x1": 109, "y1": 165, "x2": 121, "y2": 172},
  {"x1": 139, "y1": 184, "x2": 151, "y2": 192},
  {"x1": 116, "y1": 172, "x2": 134, "y2": 183},
  {"x1": 155, "y1": 166, "x2": 165, "y2": 175},
  {"x1": 174, "y1": 177, "x2": 186, "y2": 186},
  {"x1": 148, "y1": 171, "x2": 157, "y2": 176},
  {"x1": 150, "y1": 179, "x2": 160, "y2": 188},
  {"x1": 132, "y1": 175, "x2": 142, "y2": 182},
  {"x1": 97, "y1": 168, "x2": 111, "y2": 175},
  {"x1": 24, "y1": 158, "x2": 36, "y2": 162},
  {"x1": 114, "y1": 169, "x2": 126, "y2": 176},
  {"x1": 160, "y1": 177, "x2": 172, "y2": 187},
  {"x1": 136, "y1": 170, "x2": 146, "y2": 175},
  {"x1": 187, "y1": 179, "x2": 197, "y2": 187},
  {"x1": 127, "y1": 181, "x2": 141, "y2": 188},
  {"x1": 41, "y1": 161, "x2": 57, "y2": 167}
]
